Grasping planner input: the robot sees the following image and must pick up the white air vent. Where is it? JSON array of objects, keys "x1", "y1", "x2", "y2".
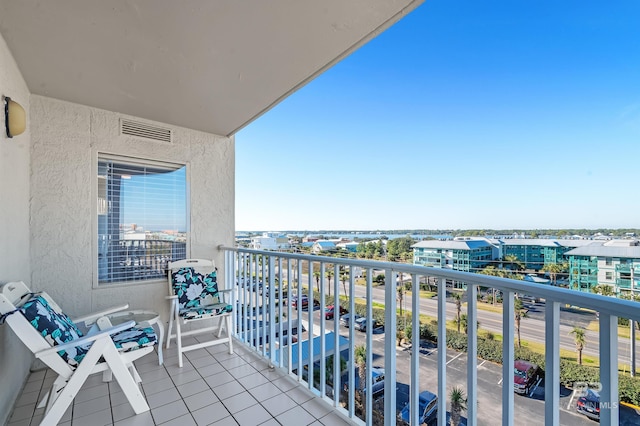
[{"x1": 120, "y1": 119, "x2": 172, "y2": 143}]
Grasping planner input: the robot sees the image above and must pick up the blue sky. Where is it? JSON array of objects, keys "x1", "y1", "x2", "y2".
[{"x1": 236, "y1": 1, "x2": 640, "y2": 232}]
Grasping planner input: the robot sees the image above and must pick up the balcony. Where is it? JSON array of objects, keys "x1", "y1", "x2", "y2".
[{"x1": 8, "y1": 248, "x2": 640, "y2": 425}]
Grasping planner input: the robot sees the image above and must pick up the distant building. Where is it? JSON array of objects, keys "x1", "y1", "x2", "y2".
[
  {"x1": 565, "y1": 239, "x2": 640, "y2": 295},
  {"x1": 312, "y1": 240, "x2": 336, "y2": 253},
  {"x1": 412, "y1": 238, "x2": 494, "y2": 273},
  {"x1": 251, "y1": 232, "x2": 290, "y2": 250}
]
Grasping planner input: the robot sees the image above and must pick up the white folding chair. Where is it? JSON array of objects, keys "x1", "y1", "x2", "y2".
[
  {"x1": 0, "y1": 281, "x2": 156, "y2": 426},
  {"x1": 166, "y1": 259, "x2": 233, "y2": 367}
]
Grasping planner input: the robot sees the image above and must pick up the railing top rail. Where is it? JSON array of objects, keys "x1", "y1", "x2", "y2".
[{"x1": 219, "y1": 245, "x2": 640, "y2": 321}]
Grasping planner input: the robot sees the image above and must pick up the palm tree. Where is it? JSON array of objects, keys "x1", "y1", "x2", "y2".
[
  {"x1": 570, "y1": 326, "x2": 586, "y2": 365},
  {"x1": 340, "y1": 270, "x2": 349, "y2": 296},
  {"x1": 449, "y1": 386, "x2": 467, "y2": 426},
  {"x1": 325, "y1": 269, "x2": 334, "y2": 297},
  {"x1": 459, "y1": 314, "x2": 480, "y2": 334},
  {"x1": 313, "y1": 270, "x2": 321, "y2": 293},
  {"x1": 452, "y1": 292, "x2": 462, "y2": 333},
  {"x1": 504, "y1": 254, "x2": 525, "y2": 272},
  {"x1": 515, "y1": 298, "x2": 527, "y2": 348},
  {"x1": 541, "y1": 262, "x2": 565, "y2": 285},
  {"x1": 397, "y1": 285, "x2": 405, "y2": 317},
  {"x1": 354, "y1": 345, "x2": 367, "y2": 394}
]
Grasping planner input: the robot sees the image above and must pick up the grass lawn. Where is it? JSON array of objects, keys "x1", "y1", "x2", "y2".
[{"x1": 586, "y1": 320, "x2": 640, "y2": 341}]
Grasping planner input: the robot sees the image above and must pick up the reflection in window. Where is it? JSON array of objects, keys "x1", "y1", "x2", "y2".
[{"x1": 97, "y1": 155, "x2": 187, "y2": 284}]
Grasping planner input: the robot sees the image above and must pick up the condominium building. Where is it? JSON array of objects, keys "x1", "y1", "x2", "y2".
[{"x1": 565, "y1": 239, "x2": 640, "y2": 295}]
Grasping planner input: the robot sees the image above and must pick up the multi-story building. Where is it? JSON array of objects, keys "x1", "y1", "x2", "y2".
[
  {"x1": 413, "y1": 238, "x2": 495, "y2": 273},
  {"x1": 565, "y1": 239, "x2": 640, "y2": 295}
]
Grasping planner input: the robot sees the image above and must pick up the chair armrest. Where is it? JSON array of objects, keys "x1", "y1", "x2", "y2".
[
  {"x1": 165, "y1": 295, "x2": 178, "y2": 300},
  {"x1": 73, "y1": 304, "x2": 130, "y2": 325},
  {"x1": 35, "y1": 320, "x2": 136, "y2": 359}
]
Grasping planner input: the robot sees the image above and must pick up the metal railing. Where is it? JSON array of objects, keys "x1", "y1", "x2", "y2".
[{"x1": 221, "y1": 246, "x2": 640, "y2": 426}]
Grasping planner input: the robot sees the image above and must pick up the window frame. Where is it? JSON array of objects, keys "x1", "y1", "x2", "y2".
[{"x1": 92, "y1": 152, "x2": 190, "y2": 288}]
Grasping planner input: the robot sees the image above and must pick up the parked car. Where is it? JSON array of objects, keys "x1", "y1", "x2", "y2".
[
  {"x1": 513, "y1": 360, "x2": 540, "y2": 395},
  {"x1": 324, "y1": 304, "x2": 347, "y2": 320},
  {"x1": 399, "y1": 390, "x2": 438, "y2": 425},
  {"x1": 342, "y1": 367, "x2": 385, "y2": 398},
  {"x1": 576, "y1": 388, "x2": 600, "y2": 421},
  {"x1": 290, "y1": 294, "x2": 309, "y2": 309},
  {"x1": 354, "y1": 316, "x2": 380, "y2": 332},
  {"x1": 340, "y1": 313, "x2": 363, "y2": 328}
]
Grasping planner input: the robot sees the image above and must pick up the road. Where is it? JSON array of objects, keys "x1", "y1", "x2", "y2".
[{"x1": 292, "y1": 307, "x2": 640, "y2": 425}]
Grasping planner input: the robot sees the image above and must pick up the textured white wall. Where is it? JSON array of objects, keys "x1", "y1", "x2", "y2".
[
  {"x1": 30, "y1": 95, "x2": 235, "y2": 321},
  {"x1": 0, "y1": 32, "x2": 33, "y2": 424}
]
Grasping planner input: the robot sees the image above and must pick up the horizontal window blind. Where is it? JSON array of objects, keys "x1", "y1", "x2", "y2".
[{"x1": 98, "y1": 156, "x2": 187, "y2": 284}]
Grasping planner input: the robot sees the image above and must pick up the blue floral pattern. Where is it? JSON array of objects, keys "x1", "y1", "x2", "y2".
[
  {"x1": 20, "y1": 294, "x2": 157, "y2": 367},
  {"x1": 171, "y1": 267, "x2": 232, "y2": 319}
]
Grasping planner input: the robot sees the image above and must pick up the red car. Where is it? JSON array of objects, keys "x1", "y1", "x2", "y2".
[
  {"x1": 514, "y1": 360, "x2": 540, "y2": 395},
  {"x1": 324, "y1": 304, "x2": 347, "y2": 320}
]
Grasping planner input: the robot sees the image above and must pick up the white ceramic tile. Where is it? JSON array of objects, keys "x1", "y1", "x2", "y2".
[
  {"x1": 262, "y1": 393, "x2": 298, "y2": 417},
  {"x1": 191, "y1": 401, "x2": 231, "y2": 426},
  {"x1": 75, "y1": 382, "x2": 109, "y2": 404},
  {"x1": 212, "y1": 380, "x2": 245, "y2": 400},
  {"x1": 248, "y1": 382, "x2": 282, "y2": 402},
  {"x1": 150, "y1": 399, "x2": 189, "y2": 424},
  {"x1": 158, "y1": 413, "x2": 197, "y2": 426},
  {"x1": 232, "y1": 403, "x2": 272, "y2": 426},
  {"x1": 71, "y1": 407, "x2": 113, "y2": 426},
  {"x1": 73, "y1": 395, "x2": 111, "y2": 418},
  {"x1": 220, "y1": 392, "x2": 258, "y2": 414},
  {"x1": 146, "y1": 387, "x2": 182, "y2": 409},
  {"x1": 275, "y1": 405, "x2": 317, "y2": 426},
  {"x1": 113, "y1": 411, "x2": 155, "y2": 426},
  {"x1": 184, "y1": 389, "x2": 218, "y2": 412},
  {"x1": 176, "y1": 378, "x2": 210, "y2": 398}
]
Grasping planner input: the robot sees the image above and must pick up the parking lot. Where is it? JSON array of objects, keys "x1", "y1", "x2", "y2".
[{"x1": 301, "y1": 307, "x2": 640, "y2": 425}]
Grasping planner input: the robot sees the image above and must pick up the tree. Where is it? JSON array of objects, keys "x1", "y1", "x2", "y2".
[
  {"x1": 313, "y1": 270, "x2": 321, "y2": 293},
  {"x1": 452, "y1": 292, "x2": 463, "y2": 333},
  {"x1": 340, "y1": 269, "x2": 349, "y2": 296},
  {"x1": 570, "y1": 326, "x2": 586, "y2": 365},
  {"x1": 325, "y1": 269, "x2": 334, "y2": 297},
  {"x1": 354, "y1": 345, "x2": 367, "y2": 394},
  {"x1": 450, "y1": 386, "x2": 467, "y2": 426},
  {"x1": 515, "y1": 298, "x2": 527, "y2": 348},
  {"x1": 397, "y1": 285, "x2": 405, "y2": 317},
  {"x1": 504, "y1": 254, "x2": 525, "y2": 272},
  {"x1": 541, "y1": 262, "x2": 567, "y2": 285}
]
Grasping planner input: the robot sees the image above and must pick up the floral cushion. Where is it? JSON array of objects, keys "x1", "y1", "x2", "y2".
[
  {"x1": 111, "y1": 326, "x2": 157, "y2": 350},
  {"x1": 179, "y1": 304, "x2": 233, "y2": 320},
  {"x1": 172, "y1": 268, "x2": 220, "y2": 310},
  {"x1": 21, "y1": 294, "x2": 158, "y2": 366},
  {"x1": 20, "y1": 295, "x2": 87, "y2": 366}
]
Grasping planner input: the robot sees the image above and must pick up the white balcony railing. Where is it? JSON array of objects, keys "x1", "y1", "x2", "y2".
[{"x1": 221, "y1": 246, "x2": 640, "y2": 426}]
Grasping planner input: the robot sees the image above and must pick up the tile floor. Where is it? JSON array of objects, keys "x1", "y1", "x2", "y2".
[{"x1": 7, "y1": 338, "x2": 354, "y2": 426}]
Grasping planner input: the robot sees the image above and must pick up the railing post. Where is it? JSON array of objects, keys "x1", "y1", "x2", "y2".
[
  {"x1": 268, "y1": 255, "x2": 276, "y2": 365},
  {"x1": 600, "y1": 313, "x2": 619, "y2": 426},
  {"x1": 502, "y1": 291, "x2": 514, "y2": 426},
  {"x1": 410, "y1": 274, "x2": 420, "y2": 426},
  {"x1": 467, "y1": 283, "x2": 477, "y2": 426},
  {"x1": 437, "y1": 277, "x2": 447, "y2": 426},
  {"x1": 384, "y1": 270, "x2": 397, "y2": 426},
  {"x1": 544, "y1": 301, "x2": 560, "y2": 425},
  {"x1": 366, "y1": 268, "x2": 374, "y2": 426}
]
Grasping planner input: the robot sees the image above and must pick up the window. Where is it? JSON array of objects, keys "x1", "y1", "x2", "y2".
[
  {"x1": 97, "y1": 155, "x2": 187, "y2": 285},
  {"x1": 605, "y1": 257, "x2": 612, "y2": 266},
  {"x1": 606, "y1": 272, "x2": 613, "y2": 280}
]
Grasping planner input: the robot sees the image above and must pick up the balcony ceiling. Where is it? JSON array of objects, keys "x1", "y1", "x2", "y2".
[{"x1": 0, "y1": 0, "x2": 423, "y2": 137}]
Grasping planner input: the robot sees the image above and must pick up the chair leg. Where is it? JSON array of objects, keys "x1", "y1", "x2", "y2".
[
  {"x1": 102, "y1": 342, "x2": 149, "y2": 415},
  {"x1": 217, "y1": 316, "x2": 224, "y2": 338},
  {"x1": 166, "y1": 311, "x2": 174, "y2": 349},
  {"x1": 226, "y1": 315, "x2": 233, "y2": 354},
  {"x1": 176, "y1": 320, "x2": 184, "y2": 368}
]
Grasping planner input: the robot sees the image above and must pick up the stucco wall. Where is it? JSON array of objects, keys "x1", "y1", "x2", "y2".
[
  {"x1": 30, "y1": 95, "x2": 235, "y2": 320},
  {"x1": 0, "y1": 32, "x2": 33, "y2": 424}
]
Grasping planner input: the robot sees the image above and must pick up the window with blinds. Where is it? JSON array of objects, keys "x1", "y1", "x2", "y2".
[{"x1": 97, "y1": 155, "x2": 187, "y2": 285}]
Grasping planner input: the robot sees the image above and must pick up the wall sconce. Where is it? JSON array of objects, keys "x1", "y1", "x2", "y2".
[{"x1": 4, "y1": 96, "x2": 26, "y2": 138}]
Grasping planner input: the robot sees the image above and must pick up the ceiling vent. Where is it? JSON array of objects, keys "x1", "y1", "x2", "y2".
[{"x1": 120, "y1": 119, "x2": 172, "y2": 143}]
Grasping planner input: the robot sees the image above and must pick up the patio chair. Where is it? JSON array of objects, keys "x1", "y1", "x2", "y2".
[
  {"x1": 166, "y1": 259, "x2": 233, "y2": 367},
  {"x1": 0, "y1": 281, "x2": 156, "y2": 426}
]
